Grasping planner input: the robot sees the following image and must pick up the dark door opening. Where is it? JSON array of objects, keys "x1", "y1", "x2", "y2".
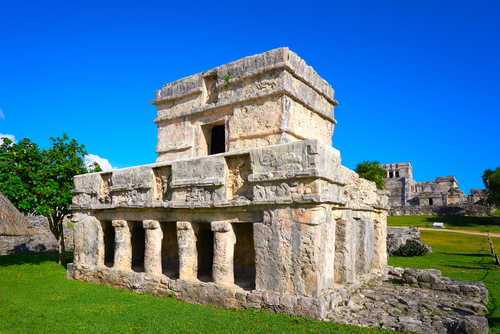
[
  {"x1": 429, "y1": 198, "x2": 434, "y2": 205},
  {"x1": 234, "y1": 224, "x2": 256, "y2": 291},
  {"x1": 161, "y1": 222, "x2": 179, "y2": 279},
  {"x1": 131, "y1": 222, "x2": 145, "y2": 272},
  {"x1": 196, "y1": 224, "x2": 214, "y2": 282},
  {"x1": 210, "y1": 125, "x2": 225, "y2": 155},
  {"x1": 103, "y1": 222, "x2": 115, "y2": 268}
]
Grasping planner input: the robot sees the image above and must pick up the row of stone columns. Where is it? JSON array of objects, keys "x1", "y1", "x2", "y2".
[{"x1": 109, "y1": 220, "x2": 237, "y2": 286}]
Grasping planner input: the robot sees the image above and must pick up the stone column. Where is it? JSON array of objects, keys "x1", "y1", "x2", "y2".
[
  {"x1": 356, "y1": 219, "x2": 375, "y2": 275},
  {"x1": 334, "y1": 212, "x2": 357, "y2": 284},
  {"x1": 97, "y1": 220, "x2": 105, "y2": 267},
  {"x1": 211, "y1": 221, "x2": 236, "y2": 285},
  {"x1": 112, "y1": 220, "x2": 132, "y2": 270},
  {"x1": 372, "y1": 211, "x2": 388, "y2": 271},
  {"x1": 177, "y1": 221, "x2": 198, "y2": 280},
  {"x1": 143, "y1": 220, "x2": 163, "y2": 275}
]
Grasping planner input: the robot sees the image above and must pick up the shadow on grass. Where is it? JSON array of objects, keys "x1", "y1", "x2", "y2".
[
  {"x1": 489, "y1": 316, "x2": 500, "y2": 333},
  {"x1": 441, "y1": 253, "x2": 493, "y2": 258},
  {"x1": 0, "y1": 251, "x2": 73, "y2": 268},
  {"x1": 425, "y1": 216, "x2": 495, "y2": 228}
]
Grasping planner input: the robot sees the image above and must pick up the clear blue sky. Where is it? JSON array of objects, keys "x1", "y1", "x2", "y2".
[{"x1": 1, "y1": 0, "x2": 498, "y2": 195}]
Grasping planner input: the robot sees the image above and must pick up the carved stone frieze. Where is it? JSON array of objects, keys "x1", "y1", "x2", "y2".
[
  {"x1": 99, "y1": 173, "x2": 112, "y2": 204},
  {"x1": 153, "y1": 166, "x2": 172, "y2": 202},
  {"x1": 225, "y1": 155, "x2": 252, "y2": 201}
]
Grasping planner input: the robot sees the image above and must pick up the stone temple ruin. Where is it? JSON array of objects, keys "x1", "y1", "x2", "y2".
[
  {"x1": 66, "y1": 48, "x2": 390, "y2": 319},
  {"x1": 380, "y1": 163, "x2": 493, "y2": 216}
]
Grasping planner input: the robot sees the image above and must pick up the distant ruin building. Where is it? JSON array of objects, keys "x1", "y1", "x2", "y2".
[
  {"x1": 66, "y1": 48, "x2": 390, "y2": 319},
  {"x1": 380, "y1": 163, "x2": 492, "y2": 216}
]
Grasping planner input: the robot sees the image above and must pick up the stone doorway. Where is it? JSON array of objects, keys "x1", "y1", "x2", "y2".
[
  {"x1": 161, "y1": 222, "x2": 179, "y2": 279},
  {"x1": 234, "y1": 223, "x2": 256, "y2": 291},
  {"x1": 195, "y1": 224, "x2": 214, "y2": 282},
  {"x1": 131, "y1": 222, "x2": 145, "y2": 272},
  {"x1": 102, "y1": 221, "x2": 115, "y2": 268},
  {"x1": 209, "y1": 125, "x2": 225, "y2": 155}
]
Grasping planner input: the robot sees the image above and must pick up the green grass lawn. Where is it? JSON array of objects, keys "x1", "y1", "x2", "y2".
[
  {"x1": 0, "y1": 252, "x2": 391, "y2": 334},
  {"x1": 389, "y1": 231, "x2": 500, "y2": 333},
  {"x1": 494, "y1": 209, "x2": 500, "y2": 216},
  {"x1": 387, "y1": 214, "x2": 500, "y2": 233}
]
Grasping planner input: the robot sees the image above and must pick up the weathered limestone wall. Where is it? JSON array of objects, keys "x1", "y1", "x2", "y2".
[
  {"x1": 0, "y1": 215, "x2": 73, "y2": 255},
  {"x1": 152, "y1": 48, "x2": 338, "y2": 162},
  {"x1": 389, "y1": 204, "x2": 495, "y2": 217}
]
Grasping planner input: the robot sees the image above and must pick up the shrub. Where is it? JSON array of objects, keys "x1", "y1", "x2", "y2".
[{"x1": 389, "y1": 240, "x2": 429, "y2": 257}]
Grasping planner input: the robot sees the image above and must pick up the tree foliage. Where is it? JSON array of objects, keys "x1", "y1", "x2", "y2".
[
  {"x1": 354, "y1": 160, "x2": 387, "y2": 190},
  {"x1": 482, "y1": 166, "x2": 500, "y2": 207},
  {"x1": 0, "y1": 133, "x2": 101, "y2": 265}
]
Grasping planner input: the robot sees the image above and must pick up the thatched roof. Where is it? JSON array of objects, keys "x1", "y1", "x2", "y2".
[{"x1": 0, "y1": 192, "x2": 34, "y2": 236}]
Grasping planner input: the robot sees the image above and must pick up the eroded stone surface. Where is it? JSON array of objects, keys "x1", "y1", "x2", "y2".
[
  {"x1": 387, "y1": 226, "x2": 432, "y2": 254},
  {"x1": 324, "y1": 270, "x2": 489, "y2": 334}
]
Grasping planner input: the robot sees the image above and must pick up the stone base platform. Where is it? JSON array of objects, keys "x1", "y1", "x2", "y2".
[
  {"x1": 66, "y1": 263, "x2": 489, "y2": 333},
  {"x1": 67, "y1": 263, "x2": 333, "y2": 319}
]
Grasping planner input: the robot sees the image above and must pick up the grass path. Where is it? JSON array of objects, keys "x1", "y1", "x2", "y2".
[{"x1": 389, "y1": 226, "x2": 500, "y2": 237}]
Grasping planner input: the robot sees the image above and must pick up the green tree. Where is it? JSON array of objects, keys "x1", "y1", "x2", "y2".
[
  {"x1": 354, "y1": 160, "x2": 387, "y2": 190},
  {"x1": 0, "y1": 133, "x2": 101, "y2": 265},
  {"x1": 482, "y1": 166, "x2": 500, "y2": 207}
]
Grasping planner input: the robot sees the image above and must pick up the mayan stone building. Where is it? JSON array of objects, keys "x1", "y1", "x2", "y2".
[
  {"x1": 66, "y1": 48, "x2": 389, "y2": 319},
  {"x1": 380, "y1": 163, "x2": 493, "y2": 216}
]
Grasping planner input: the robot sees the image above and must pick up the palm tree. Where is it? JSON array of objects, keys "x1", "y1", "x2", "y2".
[
  {"x1": 354, "y1": 160, "x2": 387, "y2": 190},
  {"x1": 482, "y1": 167, "x2": 500, "y2": 206}
]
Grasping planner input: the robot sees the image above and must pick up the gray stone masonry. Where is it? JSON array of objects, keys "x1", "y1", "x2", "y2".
[
  {"x1": 390, "y1": 204, "x2": 495, "y2": 217},
  {"x1": 321, "y1": 267, "x2": 489, "y2": 333},
  {"x1": 0, "y1": 215, "x2": 73, "y2": 255},
  {"x1": 380, "y1": 163, "x2": 495, "y2": 216},
  {"x1": 387, "y1": 226, "x2": 432, "y2": 254}
]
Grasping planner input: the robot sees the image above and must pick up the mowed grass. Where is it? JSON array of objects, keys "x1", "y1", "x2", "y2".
[
  {"x1": 387, "y1": 214, "x2": 500, "y2": 233},
  {"x1": 0, "y1": 252, "x2": 391, "y2": 334},
  {"x1": 389, "y1": 231, "x2": 500, "y2": 333},
  {"x1": 494, "y1": 209, "x2": 500, "y2": 216}
]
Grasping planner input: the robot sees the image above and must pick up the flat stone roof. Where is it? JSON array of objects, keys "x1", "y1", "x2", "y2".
[{"x1": 151, "y1": 47, "x2": 337, "y2": 107}]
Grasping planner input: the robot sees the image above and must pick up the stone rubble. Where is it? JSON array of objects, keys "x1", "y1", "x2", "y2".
[
  {"x1": 387, "y1": 226, "x2": 432, "y2": 254},
  {"x1": 324, "y1": 268, "x2": 489, "y2": 334}
]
